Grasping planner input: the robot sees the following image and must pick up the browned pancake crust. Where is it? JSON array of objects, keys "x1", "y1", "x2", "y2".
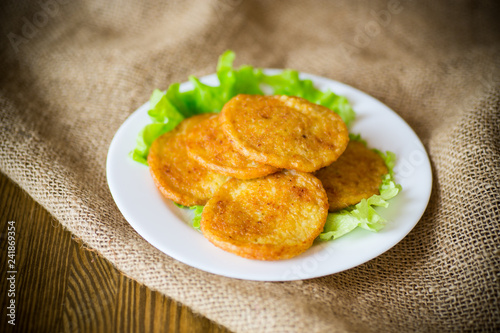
[
  {"x1": 200, "y1": 170, "x2": 328, "y2": 260},
  {"x1": 148, "y1": 114, "x2": 229, "y2": 206},
  {"x1": 186, "y1": 114, "x2": 279, "y2": 179},
  {"x1": 314, "y1": 141, "x2": 388, "y2": 212},
  {"x1": 220, "y1": 94, "x2": 349, "y2": 172}
]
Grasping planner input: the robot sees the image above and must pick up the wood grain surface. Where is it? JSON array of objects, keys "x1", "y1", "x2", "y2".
[{"x1": 0, "y1": 172, "x2": 231, "y2": 333}]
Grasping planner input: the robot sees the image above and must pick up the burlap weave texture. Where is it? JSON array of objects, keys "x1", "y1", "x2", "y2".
[{"x1": 1, "y1": 0, "x2": 499, "y2": 332}]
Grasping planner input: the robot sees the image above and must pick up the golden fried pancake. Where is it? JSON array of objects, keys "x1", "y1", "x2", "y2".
[
  {"x1": 200, "y1": 170, "x2": 328, "y2": 260},
  {"x1": 148, "y1": 114, "x2": 229, "y2": 206},
  {"x1": 220, "y1": 94, "x2": 349, "y2": 172},
  {"x1": 186, "y1": 114, "x2": 279, "y2": 179},
  {"x1": 315, "y1": 141, "x2": 388, "y2": 212}
]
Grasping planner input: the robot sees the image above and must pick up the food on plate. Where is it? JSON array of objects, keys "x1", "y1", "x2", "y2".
[
  {"x1": 148, "y1": 114, "x2": 229, "y2": 206},
  {"x1": 200, "y1": 170, "x2": 328, "y2": 260},
  {"x1": 220, "y1": 94, "x2": 349, "y2": 172},
  {"x1": 186, "y1": 113, "x2": 280, "y2": 179},
  {"x1": 131, "y1": 50, "x2": 402, "y2": 260},
  {"x1": 315, "y1": 141, "x2": 389, "y2": 212}
]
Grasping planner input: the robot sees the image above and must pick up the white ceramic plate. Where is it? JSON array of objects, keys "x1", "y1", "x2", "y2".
[{"x1": 106, "y1": 70, "x2": 432, "y2": 281}]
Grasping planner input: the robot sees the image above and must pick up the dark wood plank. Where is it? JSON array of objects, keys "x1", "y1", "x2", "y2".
[
  {"x1": 114, "y1": 274, "x2": 230, "y2": 333},
  {"x1": 0, "y1": 171, "x2": 72, "y2": 332},
  {"x1": 62, "y1": 244, "x2": 117, "y2": 333},
  {"x1": 0, "y1": 172, "x2": 231, "y2": 333}
]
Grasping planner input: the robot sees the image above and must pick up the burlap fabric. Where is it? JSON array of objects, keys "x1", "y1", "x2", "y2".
[{"x1": 1, "y1": 0, "x2": 499, "y2": 331}]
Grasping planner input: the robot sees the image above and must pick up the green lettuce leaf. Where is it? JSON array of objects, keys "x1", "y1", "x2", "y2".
[
  {"x1": 129, "y1": 89, "x2": 185, "y2": 165},
  {"x1": 319, "y1": 146, "x2": 402, "y2": 241},
  {"x1": 130, "y1": 50, "x2": 356, "y2": 165},
  {"x1": 173, "y1": 203, "x2": 204, "y2": 231},
  {"x1": 262, "y1": 70, "x2": 356, "y2": 125},
  {"x1": 191, "y1": 205, "x2": 204, "y2": 230},
  {"x1": 348, "y1": 133, "x2": 367, "y2": 146}
]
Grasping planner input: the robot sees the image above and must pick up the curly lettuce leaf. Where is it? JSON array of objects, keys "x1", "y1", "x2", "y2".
[
  {"x1": 130, "y1": 50, "x2": 356, "y2": 165},
  {"x1": 129, "y1": 122, "x2": 175, "y2": 165},
  {"x1": 191, "y1": 205, "x2": 204, "y2": 230},
  {"x1": 319, "y1": 147, "x2": 402, "y2": 241},
  {"x1": 129, "y1": 89, "x2": 185, "y2": 165},
  {"x1": 262, "y1": 70, "x2": 356, "y2": 125},
  {"x1": 173, "y1": 203, "x2": 204, "y2": 231},
  {"x1": 348, "y1": 133, "x2": 367, "y2": 146}
]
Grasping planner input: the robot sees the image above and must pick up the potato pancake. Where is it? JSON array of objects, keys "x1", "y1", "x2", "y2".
[
  {"x1": 220, "y1": 94, "x2": 349, "y2": 172},
  {"x1": 315, "y1": 141, "x2": 388, "y2": 212},
  {"x1": 200, "y1": 170, "x2": 328, "y2": 260},
  {"x1": 148, "y1": 114, "x2": 229, "y2": 206},
  {"x1": 186, "y1": 114, "x2": 279, "y2": 179}
]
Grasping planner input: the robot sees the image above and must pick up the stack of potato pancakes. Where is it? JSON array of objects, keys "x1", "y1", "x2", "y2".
[{"x1": 148, "y1": 94, "x2": 388, "y2": 260}]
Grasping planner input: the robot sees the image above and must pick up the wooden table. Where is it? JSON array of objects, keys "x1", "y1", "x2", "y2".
[{"x1": 0, "y1": 172, "x2": 231, "y2": 332}]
